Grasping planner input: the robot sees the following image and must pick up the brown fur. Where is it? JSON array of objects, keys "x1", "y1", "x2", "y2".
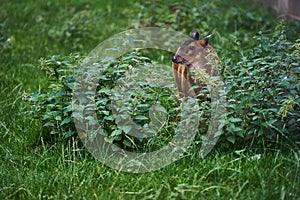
[{"x1": 172, "y1": 32, "x2": 220, "y2": 100}]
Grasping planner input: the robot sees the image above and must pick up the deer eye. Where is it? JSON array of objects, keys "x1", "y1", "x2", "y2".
[{"x1": 188, "y1": 46, "x2": 195, "y2": 50}]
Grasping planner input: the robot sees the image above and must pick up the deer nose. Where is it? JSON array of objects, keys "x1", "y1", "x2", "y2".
[{"x1": 172, "y1": 55, "x2": 178, "y2": 63}]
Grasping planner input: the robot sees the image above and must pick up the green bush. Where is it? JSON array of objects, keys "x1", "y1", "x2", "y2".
[
  {"x1": 25, "y1": 1, "x2": 300, "y2": 149},
  {"x1": 135, "y1": 0, "x2": 275, "y2": 51},
  {"x1": 135, "y1": 0, "x2": 299, "y2": 62},
  {"x1": 26, "y1": 27, "x2": 299, "y2": 148},
  {"x1": 24, "y1": 54, "x2": 80, "y2": 139},
  {"x1": 134, "y1": 0, "x2": 300, "y2": 145},
  {"x1": 223, "y1": 24, "x2": 300, "y2": 144},
  {"x1": 25, "y1": 52, "x2": 179, "y2": 150}
]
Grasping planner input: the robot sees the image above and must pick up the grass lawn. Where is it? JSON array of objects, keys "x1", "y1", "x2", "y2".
[{"x1": 0, "y1": 0, "x2": 299, "y2": 199}]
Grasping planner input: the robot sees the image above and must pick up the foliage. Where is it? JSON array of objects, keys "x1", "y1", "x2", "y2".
[
  {"x1": 23, "y1": 54, "x2": 81, "y2": 139},
  {"x1": 25, "y1": 52, "x2": 179, "y2": 150},
  {"x1": 223, "y1": 24, "x2": 300, "y2": 144},
  {"x1": 135, "y1": 0, "x2": 275, "y2": 50},
  {"x1": 24, "y1": 1, "x2": 300, "y2": 148},
  {"x1": 135, "y1": 0, "x2": 300, "y2": 62},
  {"x1": 1, "y1": 0, "x2": 300, "y2": 199},
  {"x1": 134, "y1": 0, "x2": 300, "y2": 145}
]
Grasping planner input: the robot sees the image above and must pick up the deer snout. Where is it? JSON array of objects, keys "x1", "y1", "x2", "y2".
[
  {"x1": 172, "y1": 55, "x2": 179, "y2": 63},
  {"x1": 172, "y1": 55, "x2": 188, "y2": 65}
]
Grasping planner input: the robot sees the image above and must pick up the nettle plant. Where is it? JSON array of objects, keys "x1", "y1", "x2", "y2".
[
  {"x1": 26, "y1": 25, "x2": 299, "y2": 149},
  {"x1": 223, "y1": 25, "x2": 300, "y2": 144},
  {"x1": 25, "y1": 52, "x2": 179, "y2": 150},
  {"x1": 25, "y1": 54, "x2": 80, "y2": 139}
]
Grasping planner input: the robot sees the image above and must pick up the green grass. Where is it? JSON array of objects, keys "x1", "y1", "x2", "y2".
[
  {"x1": 0, "y1": 0, "x2": 300, "y2": 199},
  {"x1": 1, "y1": 141, "x2": 299, "y2": 199}
]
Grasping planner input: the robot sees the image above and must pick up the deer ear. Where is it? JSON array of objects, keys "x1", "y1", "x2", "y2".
[
  {"x1": 203, "y1": 34, "x2": 211, "y2": 46},
  {"x1": 191, "y1": 32, "x2": 199, "y2": 40}
]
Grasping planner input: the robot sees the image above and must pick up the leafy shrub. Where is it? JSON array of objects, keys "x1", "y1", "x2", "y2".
[
  {"x1": 25, "y1": 1, "x2": 300, "y2": 149},
  {"x1": 25, "y1": 52, "x2": 179, "y2": 150},
  {"x1": 87, "y1": 52, "x2": 178, "y2": 151},
  {"x1": 135, "y1": 0, "x2": 300, "y2": 145},
  {"x1": 223, "y1": 24, "x2": 300, "y2": 144},
  {"x1": 135, "y1": 0, "x2": 299, "y2": 63},
  {"x1": 24, "y1": 54, "x2": 80, "y2": 139},
  {"x1": 135, "y1": 0, "x2": 275, "y2": 50}
]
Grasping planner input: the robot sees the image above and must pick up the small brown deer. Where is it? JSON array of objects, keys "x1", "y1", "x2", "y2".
[{"x1": 172, "y1": 32, "x2": 220, "y2": 100}]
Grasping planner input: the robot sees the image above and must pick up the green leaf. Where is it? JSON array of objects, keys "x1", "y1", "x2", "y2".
[
  {"x1": 134, "y1": 115, "x2": 148, "y2": 120},
  {"x1": 64, "y1": 130, "x2": 75, "y2": 138},
  {"x1": 111, "y1": 129, "x2": 122, "y2": 137},
  {"x1": 104, "y1": 116, "x2": 114, "y2": 121},
  {"x1": 123, "y1": 139, "x2": 132, "y2": 147},
  {"x1": 227, "y1": 136, "x2": 236, "y2": 144},
  {"x1": 86, "y1": 116, "x2": 98, "y2": 126},
  {"x1": 61, "y1": 117, "x2": 71, "y2": 126},
  {"x1": 229, "y1": 118, "x2": 243, "y2": 123},
  {"x1": 122, "y1": 125, "x2": 132, "y2": 134},
  {"x1": 54, "y1": 115, "x2": 62, "y2": 121},
  {"x1": 44, "y1": 121, "x2": 55, "y2": 127}
]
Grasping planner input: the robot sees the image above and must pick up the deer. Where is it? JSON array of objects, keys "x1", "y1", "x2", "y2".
[
  {"x1": 171, "y1": 32, "x2": 225, "y2": 158},
  {"x1": 171, "y1": 32, "x2": 220, "y2": 101}
]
